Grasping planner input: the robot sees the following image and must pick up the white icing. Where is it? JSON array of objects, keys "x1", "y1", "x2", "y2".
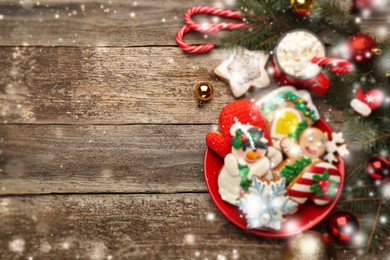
[
  {"x1": 215, "y1": 47, "x2": 270, "y2": 98},
  {"x1": 276, "y1": 31, "x2": 325, "y2": 79},
  {"x1": 238, "y1": 177, "x2": 298, "y2": 230},
  {"x1": 229, "y1": 123, "x2": 252, "y2": 137}
]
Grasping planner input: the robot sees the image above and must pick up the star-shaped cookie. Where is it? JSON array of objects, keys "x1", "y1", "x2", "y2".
[{"x1": 215, "y1": 47, "x2": 271, "y2": 98}]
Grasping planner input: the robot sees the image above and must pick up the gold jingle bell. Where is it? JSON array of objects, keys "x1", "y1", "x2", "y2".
[
  {"x1": 291, "y1": 0, "x2": 315, "y2": 16},
  {"x1": 195, "y1": 82, "x2": 214, "y2": 107}
]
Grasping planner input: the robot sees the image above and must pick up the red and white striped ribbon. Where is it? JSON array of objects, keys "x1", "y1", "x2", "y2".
[
  {"x1": 312, "y1": 57, "x2": 354, "y2": 75},
  {"x1": 176, "y1": 6, "x2": 248, "y2": 53}
]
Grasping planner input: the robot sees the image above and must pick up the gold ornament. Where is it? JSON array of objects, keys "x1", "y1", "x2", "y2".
[
  {"x1": 386, "y1": 72, "x2": 390, "y2": 78},
  {"x1": 291, "y1": 0, "x2": 315, "y2": 16},
  {"x1": 371, "y1": 48, "x2": 382, "y2": 56},
  {"x1": 195, "y1": 82, "x2": 214, "y2": 106},
  {"x1": 284, "y1": 231, "x2": 337, "y2": 260}
]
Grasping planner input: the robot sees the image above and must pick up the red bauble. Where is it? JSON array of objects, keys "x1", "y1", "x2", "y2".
[
  {"x1": 347, "y1": 33, "x2": 381, "y2": 64},
  {"x1": 366, "y1": 156, "x2": 390, "y2": 182},
  {"x1": 328, "y1": 211, "x2": 360, "y2": 244},
  {"x1": 353, "y1": 0, "x2": 386, "y2": 12},
  {"x1": 353, "y1": 0, "x2": 372, "y2": 11}
]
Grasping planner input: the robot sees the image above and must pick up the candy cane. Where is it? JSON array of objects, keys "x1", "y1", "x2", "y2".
[
  {"x1": 176, "y1": 25, "x2": 215, "y2": 54},
  {"x1": 311, "y1": 57, "x2": 354, "y2": 75},
  {"x1": 176, "y1": 6, "x2": 248, "y2": 54}
]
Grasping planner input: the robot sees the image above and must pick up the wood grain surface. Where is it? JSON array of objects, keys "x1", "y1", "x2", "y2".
[
  {"x1": 0, "y1": 124, "x2": 209, "y2": 194},
  {"x1": 0, "y1": 194, "x2": 385, "y2": 260},
  {"x1": 0, "y1": 0, "x2": 389, "y2": 259}
]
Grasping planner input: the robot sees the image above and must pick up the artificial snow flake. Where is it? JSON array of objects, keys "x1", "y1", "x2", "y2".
[
  {"x1": 237, "y1": 177, "x2": 297, "y2": 230},
  {"x1": 324, "y1": 132, "x2": 349, "y2": 163}
]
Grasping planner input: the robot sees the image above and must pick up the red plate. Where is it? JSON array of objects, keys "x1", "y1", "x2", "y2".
[{"x1": 204, "y1": 119, "x2": 345, "y2": 238}]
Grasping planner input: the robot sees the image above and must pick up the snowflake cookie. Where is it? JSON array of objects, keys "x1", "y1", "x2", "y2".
[
  {"x1": 215, "y1": 47, "x2": 271, "y2": 98},
  {"x1": 238, "y1": 177, "x2": 298, "y2": 230}
]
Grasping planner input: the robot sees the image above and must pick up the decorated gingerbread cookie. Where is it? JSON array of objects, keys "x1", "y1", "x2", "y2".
[
  {"x1": 286, "y1": 161, "x2": 342, "y2": 207},
  {"x1": 278, "y1": 120, "x2": 349, "y2": 170},
  {"x1": 215, "y1": 47, "x2": 271, "y2": 98},
  {"x1": 238, "y1": 177, "x2": 298, "y2": 230},
  {"x1": 217, "y1": 123, "x2": 283, "y2": 205},
  {"x1": 256, "y1": 86, "x2": 320, "y2": 147}
]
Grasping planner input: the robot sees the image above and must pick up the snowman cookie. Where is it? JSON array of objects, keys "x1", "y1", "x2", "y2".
[
  {"x1": 218, "y1": 123, "x2": 283, "y2": 205},
  {"x1": 256, "y1": 86, "x2": 320, "y2": 148}
]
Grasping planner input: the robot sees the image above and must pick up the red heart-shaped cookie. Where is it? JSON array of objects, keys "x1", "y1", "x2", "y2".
[{"x1": 206, "y1": 100, "x2": 271, "y2": 158}]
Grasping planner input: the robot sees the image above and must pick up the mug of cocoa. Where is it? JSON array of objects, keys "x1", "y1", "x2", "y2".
[{"x1": 272, "y1": 29, "x2": 330, "y2": 95}]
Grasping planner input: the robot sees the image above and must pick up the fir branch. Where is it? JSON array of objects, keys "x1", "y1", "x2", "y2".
[
  {"x1": 347, "y1": 197, "x2": 383, "y2": 202},
  {"x1": 216, "y1": 0, "x2": 390, "y2": 251},
  {"x1": 364, "y1": 133, "x2": 390, "y2": 146},
  {"x1": 346, "y1": 162, "x2": 365, "y2": 181},
  {"x1": 315, "y1": 0, "x2": 359, "y2": 35},
  {"x1": 367, "y1": 202, "x2": 382, "y2": 248}
]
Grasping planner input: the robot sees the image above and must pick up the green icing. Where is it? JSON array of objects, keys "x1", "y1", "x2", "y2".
[
  {"x1": 288, "y1": 120, "x2": 309, "y2": 141},
  {"x1": 310, "y1": 171, "x2": 338, "y2": 197},
  {"x1": 259, "y1": 91, "x2": 318, "y2": 122},
  {"x1": 238, "y1": 164, "x2": 251, "y2": 191},
  {"x1": 280, "y1": 157, "x2": 312, "y2": 184}
]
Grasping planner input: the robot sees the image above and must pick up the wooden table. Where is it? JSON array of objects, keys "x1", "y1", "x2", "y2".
[{"x1": 0, "y1": 1, "x2": 389, "y2": 259}]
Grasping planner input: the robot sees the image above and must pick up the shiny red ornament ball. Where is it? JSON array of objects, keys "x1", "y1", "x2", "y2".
[
  {"x1": 353, "y1": 0, "x2": 386, "y2": 12},
  {"x1": 353, "y1": 0, "x2": 372, "y2": 11},
  {"x1": 328, "y1": 211, "x2": 360, "y2": 244},
  {"x1": 366, "y1": 156, "x2": 390, "y2": 182},
  {"x1": 347, "y1": 33, "x2": 381, "y2": 64}
]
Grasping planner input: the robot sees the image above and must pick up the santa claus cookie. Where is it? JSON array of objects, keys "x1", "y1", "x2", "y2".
[{"x1": 256, "y1": 86, "x2": 320, "y2": 148}]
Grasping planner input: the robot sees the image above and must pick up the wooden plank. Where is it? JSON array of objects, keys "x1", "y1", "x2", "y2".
[
  {"x1": 0, "y1": 46, "x2": 348, "y2": 125},
  {"x1": 0, "y1": 194, "x2": 385, "y2": 259},
  {"x1": 0, "y1": 46, "x2": 233, "y2": 124},
  {"x1": 0, "y1": 115, "x2": 346, "y2": 195},
  {"x1": 0, "y1": 0, "x2": 386, "y2": 47},
  {"x1": 0, "y1": 0, "x2": 225, "y2": 47},
  {"x1": 0, "y1": 124, "x2": 212, "y2": 195}
]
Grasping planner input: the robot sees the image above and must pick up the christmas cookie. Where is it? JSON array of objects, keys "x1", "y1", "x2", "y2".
[
  {"x1": 217, "y1": 123, "x2": 283, "y2": 205},
  {"x1": 238, "y1": 177, "x2": 298, "y2": 230},
  {"x1": 206, "y1": 100, "x2": 272, "y2": 159},
  {"x1": 286, "y1": 161, "x2": 341, "y2": 207},
  {"x1": 256, "y1": 86, "x2": 320, "y2": 147},
  {"x1": 215, "y1": 47, "x2": 271, "y2": 98},
  {"x1": 278, "y1": 120, "x2": 349, "y2": 168}
]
